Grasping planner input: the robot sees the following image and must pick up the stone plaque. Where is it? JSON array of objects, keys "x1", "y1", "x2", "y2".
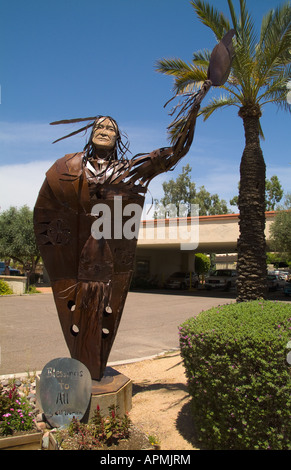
[{"x1": 39, "y1": 357, "x2": 92, "y2": 428}]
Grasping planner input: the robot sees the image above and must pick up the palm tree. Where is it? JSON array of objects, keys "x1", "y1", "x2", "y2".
[{"x1": 156, "y1": 0, "x2": 291, "y2": 301}]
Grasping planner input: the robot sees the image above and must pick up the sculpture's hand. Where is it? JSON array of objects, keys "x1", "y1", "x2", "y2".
[
  {"x1": 168, "y1": 29, "x2": 236, "y2": 155},
  {"x1": 207, "y1": 29, "x2": 235, "y2": 86}
]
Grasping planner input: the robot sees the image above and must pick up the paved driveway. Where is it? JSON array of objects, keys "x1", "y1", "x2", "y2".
[{"x1": 0, "y1": 290, "x2": 236, "y2": 376}]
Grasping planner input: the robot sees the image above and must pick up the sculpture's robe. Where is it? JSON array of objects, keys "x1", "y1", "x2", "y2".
[{"x1": 34, "y1": 149, "x2": 174, "y2": 380}]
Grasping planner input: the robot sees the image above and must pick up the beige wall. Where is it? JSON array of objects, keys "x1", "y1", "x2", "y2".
[
  {"x1": 134, "y1": 212, "x2": 276, "y2": 284},
  {"x1": 137, "y1": 212, "x2": 275, "y2": 254},
  {"x1": 0, "y1": 275, "x2": 26, "y2": 295}
]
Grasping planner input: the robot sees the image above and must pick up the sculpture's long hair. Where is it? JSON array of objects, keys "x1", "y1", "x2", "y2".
[{"x1": 50, "y1": 115, "x2": 131, "y2": 167}]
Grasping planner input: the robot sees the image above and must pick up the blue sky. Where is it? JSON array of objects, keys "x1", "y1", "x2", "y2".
[{"x1": 0, "y1": 0, "x2": 290, "y2": 214}]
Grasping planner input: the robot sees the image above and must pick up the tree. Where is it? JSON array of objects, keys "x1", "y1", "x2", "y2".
[
  {"x1": 266, "y1": 252, "x2": 290, "y2": 269},
  {"x1": 265, "y1": 175, "x2": 284, "y2": 211},
  {"x1": 0, "y1": 206, "x2": 41, "y2": 281},
  {"x1": 155, "y1": 164, "x2": 196, "y2": 217},
  {"x1": 230, "y1": 175, "x2": 284, "y2": 210},
  {"x1": 195, "y1": 253, "x2": 211, "y2": 279},
  {"x1": 269, "y1": 192, "x2": 291, "y2": 260},
  {"x1": 156, "y1": 0, "x2": 291, "y2": 301},
  {"x1": 155, "y1": 163, "x2": 228, "y2": 217}
]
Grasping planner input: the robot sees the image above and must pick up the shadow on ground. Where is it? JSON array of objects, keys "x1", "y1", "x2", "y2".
[
  {"x1": 130, "y1": 287, "x2": 290, "y2": 302},
  {"x1": 132, "y1": 381, "x2": 188, "y2": 396}
]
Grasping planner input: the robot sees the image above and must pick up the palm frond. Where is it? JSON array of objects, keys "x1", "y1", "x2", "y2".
[
  {"x1": 259, "y1": 8, "x2": 274, "y2": 47},
  {"x1": 238, "y1": 0, "x2": 257, "y2": 54},
  {"x1": 258, "y1": 65, "x2": 291, "y2": 113},
  {"x1": 219, "y1": 81, "x2": 244, "y2": 103},
  {"x1": 227, "y1": 0, "x2": 239, "y2": 33},
  {"x1": 259, "y1": 2, "x2": 291, "y2": 55},
  {"x1": 200, "y1": 95, "x2": 240, "y2": 121},
  {"x1": 190, "y1": 0, "x2": 230, "y2": 40},
  {"x1": 155, "y1": 57, "x2": 208, "y2": 95},
  {"x1": 192, "y1": 49, "x2": 212, "y2": 66},
  {"x1": 227, "y1": 0, "x2": 258, "y2": 99},
  {"x1": 174, "y1": 68, "x2": 208, "y2": 94},
  {"x1": 255, "y1": 3, "x2": 291, "y2": 89},
  {"x1": 258, "y1": 122, "x2": 265, "y2": 140},
  {"x1": 231, "y1": 41, "x2": 255, "y2": 95},
  {"x1": 155, "y1": 58, "x2": 193, "y2": 77}
]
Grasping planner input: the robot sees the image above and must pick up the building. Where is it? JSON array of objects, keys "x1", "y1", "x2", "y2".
[{"x1": 133, "y1": 211, "x2": 276, "y2": 287}]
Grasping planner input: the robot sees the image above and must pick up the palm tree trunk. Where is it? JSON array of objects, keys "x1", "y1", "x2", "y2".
[{"x1": 236, "y1": 105, "x2": 267, "y2": 302}]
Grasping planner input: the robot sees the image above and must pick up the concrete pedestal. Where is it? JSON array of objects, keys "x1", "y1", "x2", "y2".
[{"x1": 82, "y1": 366, "x2": 132, "y2": 422}]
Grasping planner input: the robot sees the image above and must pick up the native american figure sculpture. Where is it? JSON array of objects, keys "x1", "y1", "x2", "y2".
[{"x1": 34, "y1": 31, "x2": 234, "y2": 380}]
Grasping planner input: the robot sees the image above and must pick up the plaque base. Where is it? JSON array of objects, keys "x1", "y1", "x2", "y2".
[{"x1": 82, "y1": 367, "x2": 132, "y2": 423}]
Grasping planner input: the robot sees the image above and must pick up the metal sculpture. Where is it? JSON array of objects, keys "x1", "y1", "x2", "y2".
[{"x1": 34, "y1": 31, "x2": 234, "y2": 380}]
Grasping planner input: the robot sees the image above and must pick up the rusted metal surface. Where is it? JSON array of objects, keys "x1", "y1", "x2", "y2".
[
  {"x1": 207, "y1": 29, "x2": 235, "y2": 86},
  {"x1": 33, "y1": 142, "x2": 195, "y2": 381},
  {"x1": 34, "y1": 32, "x2": 234, "y2": 381}
]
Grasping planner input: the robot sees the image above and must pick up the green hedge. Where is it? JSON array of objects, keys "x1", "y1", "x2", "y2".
[
  {"x1": 0, "y1": 279, "x2": 13, "y2": 295},
  {"x1": 179, "y1": 300, "x2": 291, "y2": 450}
]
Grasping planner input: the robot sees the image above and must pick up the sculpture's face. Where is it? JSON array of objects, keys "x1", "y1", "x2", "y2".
[{"x1": 92, "y1": 117, "x2": 118, "y2": 151}]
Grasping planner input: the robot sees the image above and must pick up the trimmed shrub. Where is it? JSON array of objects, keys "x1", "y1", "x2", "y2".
[
  {"x1": 179, "y1": 300, "x2": 291, "y2": 450},
  {"x1": 0, "y1": 279, "x2": 13, "y2": 295}
]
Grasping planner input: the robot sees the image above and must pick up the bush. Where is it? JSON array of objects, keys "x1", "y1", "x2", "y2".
[
  {"x1": 0, "y1": 384, "x2": 35, "y2": 436},
  {"x1": 179, "y1": 300, "x2": 291, "y2": 450},
  {"x1": 26, "y1": 285, "x2": 41, "y2": 294},
  {"x1": 194, "y1": 253, "x2": 211, "y2": 278},
  {"x1": 56, "y1": 405, "x2": 132, "y2": 450},
  {"x1": 0, "y1": 279, "x2": 13, "y2": 295}
]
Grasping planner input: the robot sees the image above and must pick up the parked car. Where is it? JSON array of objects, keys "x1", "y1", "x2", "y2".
[
  {"x1": 284, "y1": 283, "x2": 291, "y2": 296},
  {"x1": 284, "y1": 277, "x2": 291, "y2": 296},
  {"x1": 0, "y1": 261, "x2": 20, "y2": 276},
  {"x1": 205, "y1": 269, "x2": 237, "y2": 291},
  {"x1": 278, "y1": 271, "x2": 289, "y2": 281},
  {"x1": 165, "y1": 272, "x2": 199, "y2": 290},
  {"x1": 267, "y1": 273, "x2": 285, "y2": 291},
  {"x1": 9, "y1": 268, "x2": 21, "y2": 276},
  {"x1": 0, "y1": 261, "x2": 5, "y2": 274}
]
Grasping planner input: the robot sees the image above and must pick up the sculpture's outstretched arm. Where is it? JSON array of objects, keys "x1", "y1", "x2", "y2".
[
  {"x1": 116, "y1": 29, "x2": 235, "y2": 187},
  {"x1": 113, "y1": 79, "x2": 211, "y2": 187}
]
